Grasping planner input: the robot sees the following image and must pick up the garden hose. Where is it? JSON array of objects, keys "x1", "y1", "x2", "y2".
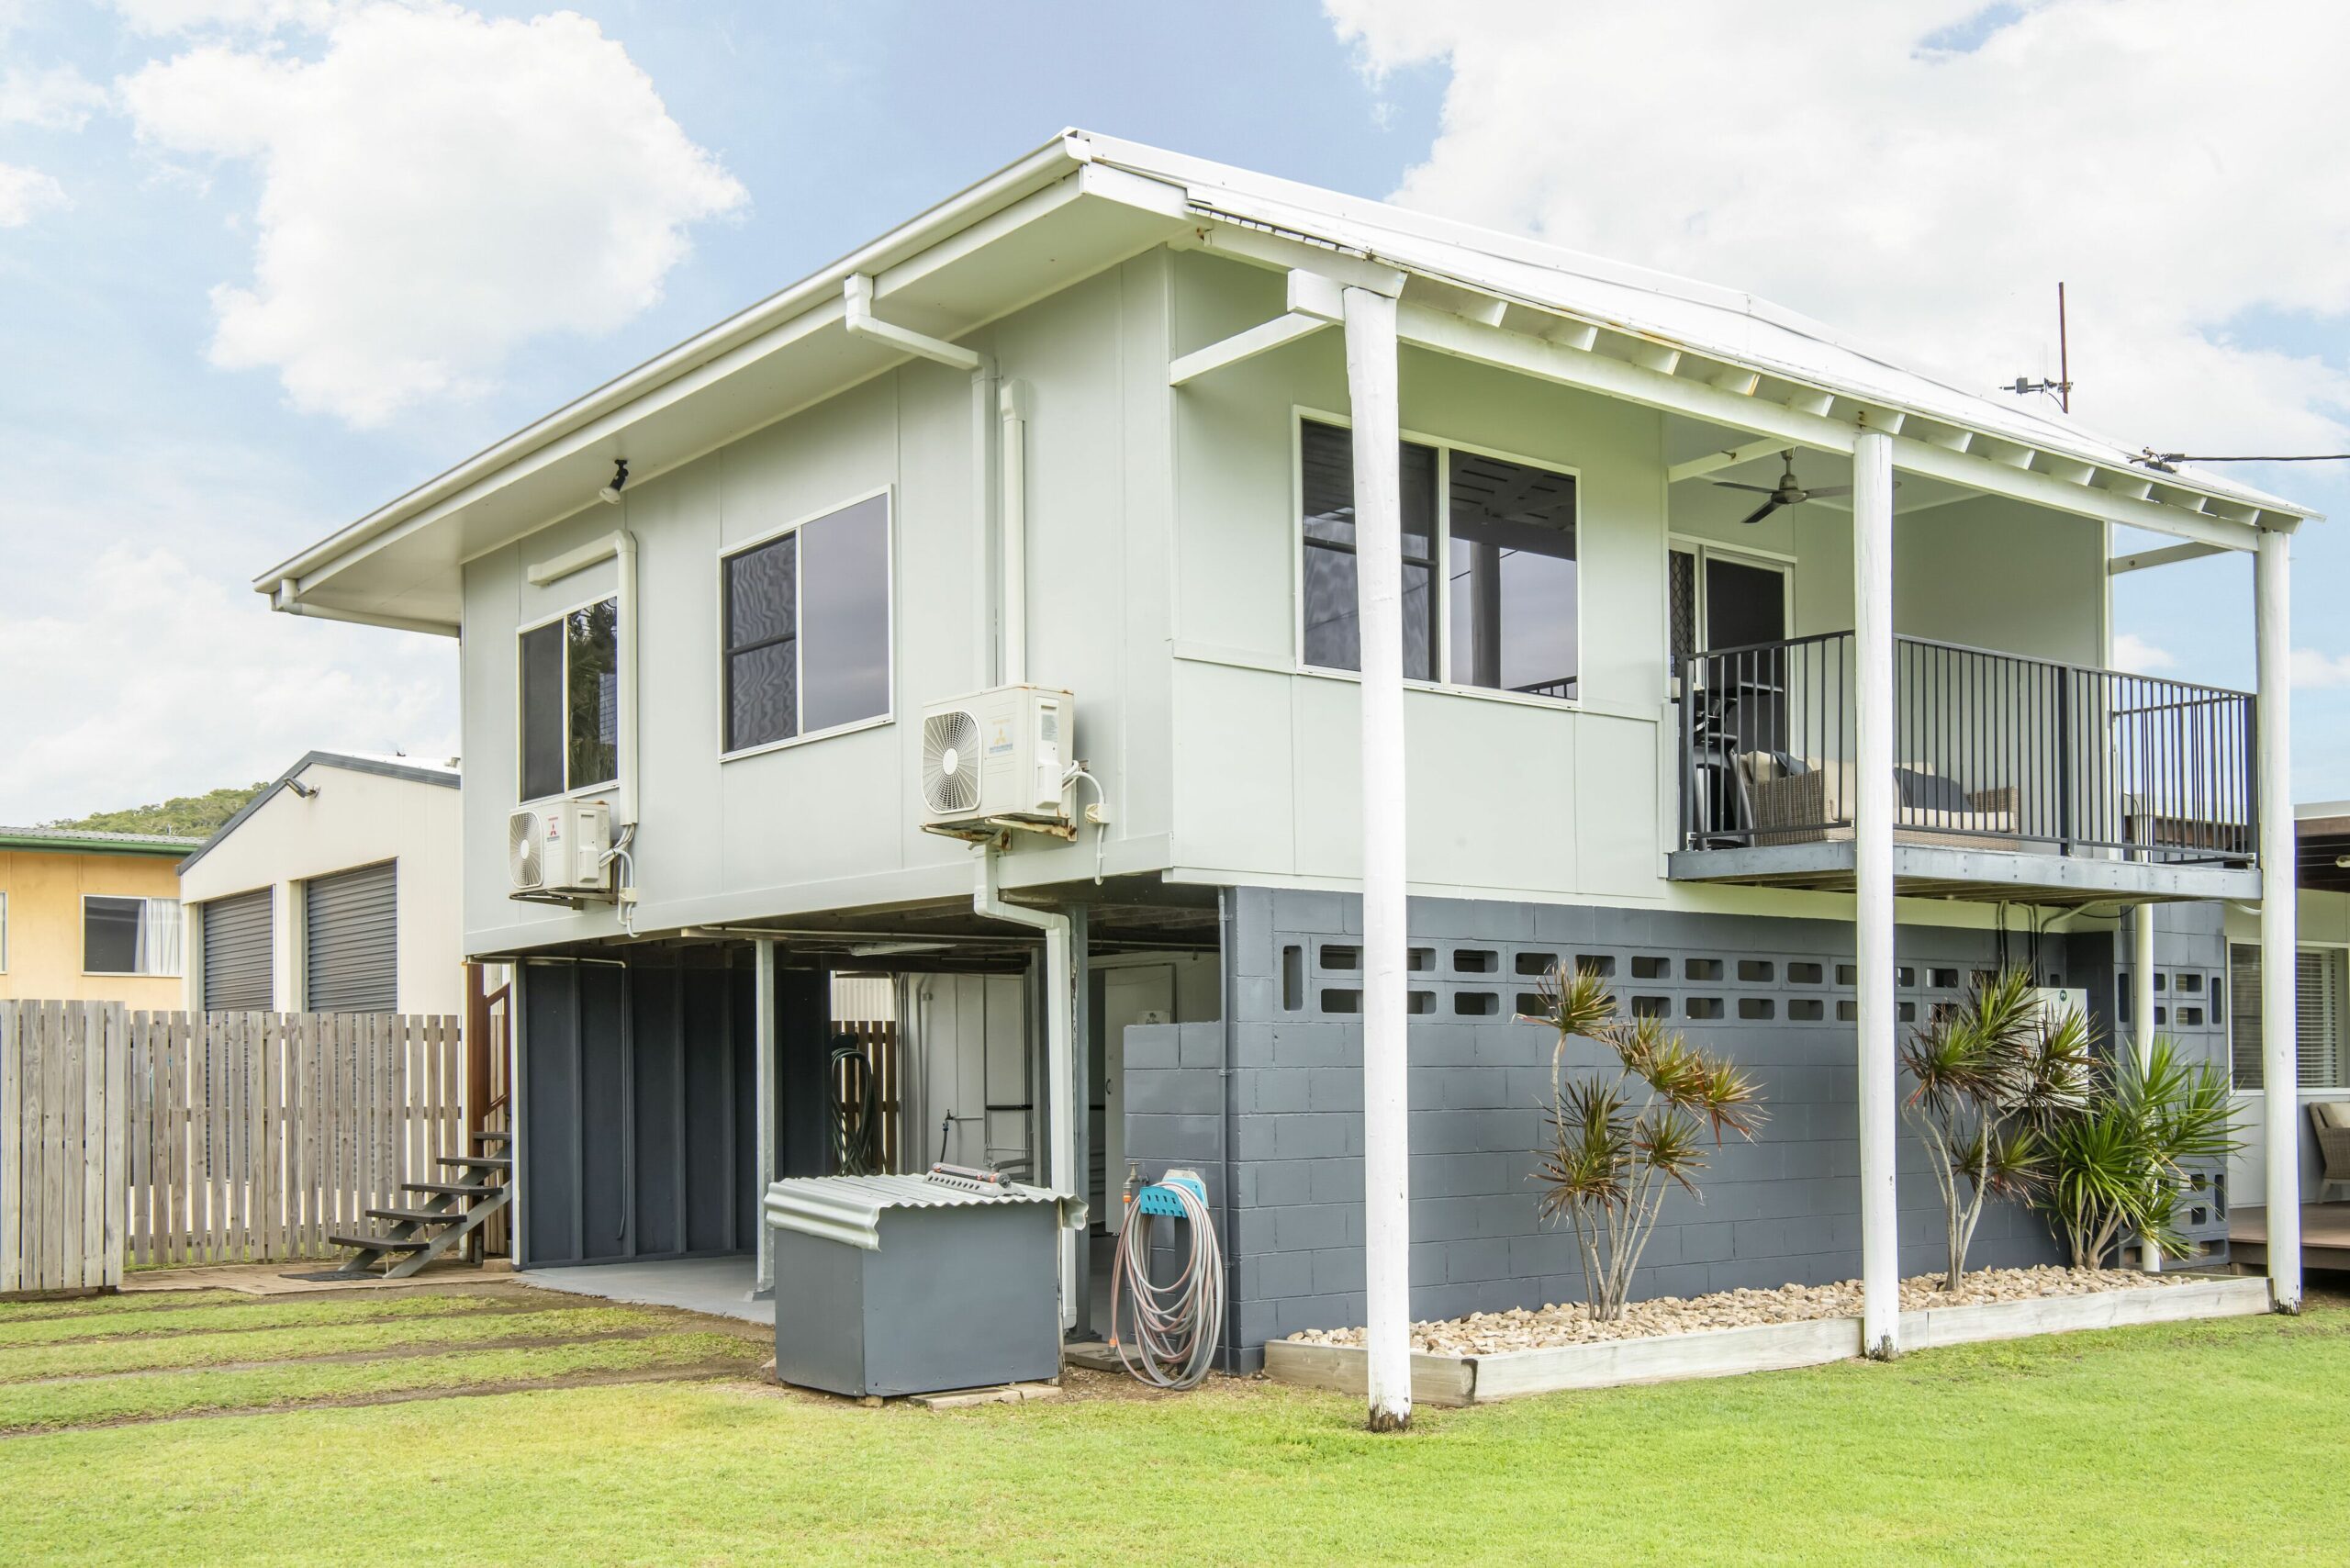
[
  {"x1": 828, "y1": 1038, "x2": 881, "y2": 1177},
  {"x1": 1108, "y1": 1174, "x2": 1225, "y2": 1390}
]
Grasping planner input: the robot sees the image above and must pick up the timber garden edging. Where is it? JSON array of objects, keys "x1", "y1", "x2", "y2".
[{"x1": 1260, "y1": 1276, "x2": 2276, "y2": 1406}]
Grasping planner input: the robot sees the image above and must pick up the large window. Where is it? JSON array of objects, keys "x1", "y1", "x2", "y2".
[
  {"x1": 84, "y1": 895, "x2": 182, "y2": 977},
  {"x1": 1298, "y1": 418, "x2": 1577, "y2": 697},
  {"x1": 722, "y1": 492, "x2": 891, "y2": 754},
  {"x1": 2230, "y1": 943, "x2": 2347, "y2": 1090},
  {"x1": 520, "y1": 598, "x2": 618, "y2": 801}
]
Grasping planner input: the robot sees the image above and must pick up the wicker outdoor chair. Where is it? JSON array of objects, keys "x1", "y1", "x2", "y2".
[{"x1": 2310, "y1": 1101, "x2": 2350, "y2": 1203}]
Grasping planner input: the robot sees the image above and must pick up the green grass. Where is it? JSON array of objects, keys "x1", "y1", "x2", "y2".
[
  {"x1": 0, "y1": 1329, "x2": 762, "y2": 1431},
  {"x1": 0, "y1": 1305, "x2": 664, "y2": 1383},
  {"x1": 0, "y1": 1286, "x2": 2342, "y2": 1564},
  {"x1": 0, "y1": 1290, "x2": 510, "y2": 1348}
]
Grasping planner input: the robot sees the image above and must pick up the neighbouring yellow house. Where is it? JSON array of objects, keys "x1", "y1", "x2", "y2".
[{"x1": 0, "y1": 826, "x2": 199, "y2": 1007}]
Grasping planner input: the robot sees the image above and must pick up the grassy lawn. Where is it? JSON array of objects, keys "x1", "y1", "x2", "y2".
[{"x1": 0, "y1": 1278, "x2": 2342, "y2": 1565}]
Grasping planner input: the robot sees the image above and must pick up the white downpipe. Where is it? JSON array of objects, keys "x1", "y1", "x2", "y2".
[
  {"x1": 1852, "y1": 426, "x2": 1900, "y2": 1359},
  {"x1": 2255, "y1": 530, "x2": 2301, "y2": 1313},
  {"x1": 1001, "y1": 381, "x2": 1031, "y2": 686},
  {"x1": 974, "y1": 849, "x2": 1078, "y2": 1330},
  {"x1": 1344, "y1": 284, "x2": 1413, "y2": 1432},
  {"x1": 844, "y1": 273, "x2": 1002, "y2": 685},
  {"x1": 754, "y1": 938, "x2": 778, "y2": 1295},
  {"x1": 616, "y1": 527, "x2": 640, "y2": 830},
  {"x1": 2134, "y1": 907, "x2": 2161, "y2": 1272}
]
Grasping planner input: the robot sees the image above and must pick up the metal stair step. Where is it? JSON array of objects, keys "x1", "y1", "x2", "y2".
[
  {"x1": 328, "y1": 1232, "x2": 432, "y2": 1253},
  {"x1": 438, "y1": 1154, "x2": 511, "y2": 1171},
  {"x1": 473, "y1": 1129, "x2": 511, "y2": 1147},
  {"x1": 364, "y1": 1206, "x2": 464, "y2": 1226},
  {"x1": 403, "y1": 1181, "x2": 498, "y2": 1198}
]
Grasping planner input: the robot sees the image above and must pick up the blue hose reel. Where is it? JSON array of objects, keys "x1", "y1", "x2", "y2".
[{"x1": 1134, "y1": 1170, "x2": 1207, "y2": 1217}]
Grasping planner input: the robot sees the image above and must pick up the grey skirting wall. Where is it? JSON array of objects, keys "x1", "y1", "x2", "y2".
[{"x1": 1125, "y1": 887, "x2": 2230, "y2": 1373}]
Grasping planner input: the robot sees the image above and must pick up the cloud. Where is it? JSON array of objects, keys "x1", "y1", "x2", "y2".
[
  {"x1": 2292, "y1": 647, "x2": 2350, "y2": 689},
  {"x1": 1323, "y1": 0, "x2": 2350, "y2": 456},
  {"x1": 108, "y1": 0, "x2": 341, "y2": 35},
  {"x1": 0, "y1": 65, "x2": 108, "y2": 130},
  {"x1": 2110, "y1": 633, "x2": 2177, "y2": 675},
  {"x1": 0, "y1": 162, "x2": 66, "y2": 226},
  {"x1": 118, "y1": 1, "x2": 747, "y2": 426},
  {"x1": 0, "y1": 546, "x2": 457, "y2": 823}
]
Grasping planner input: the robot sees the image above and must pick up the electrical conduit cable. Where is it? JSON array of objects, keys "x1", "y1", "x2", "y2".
[{"x1": 1108, "y1": 1176, "x2": 1225, "y2": 1390}]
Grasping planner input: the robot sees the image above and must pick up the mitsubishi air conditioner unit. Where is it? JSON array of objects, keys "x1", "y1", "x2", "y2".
[
  {"x1": 919, "y1": 684, "x2": 1073, "y2": 840},
  {"x1": 509, "y1": 798, "x2": 614, "y2": 901}
]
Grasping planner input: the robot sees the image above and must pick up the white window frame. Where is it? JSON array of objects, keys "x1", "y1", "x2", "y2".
[
  {"x1": 715, "y1": 485, "x2": 897, "y2": 763},
  {"x1": 2228, "y1": 939, "x2": 2350, "y2": 1095},
  {"x1": 79, "y1": 892, "x2": 184, "y2": 979},
  {"x1": 516, "y1": 591, "x2": 622, "y2": 806},
  {"x1": 1291, "y1": 407, "x2": 1584, "y2": 711}
]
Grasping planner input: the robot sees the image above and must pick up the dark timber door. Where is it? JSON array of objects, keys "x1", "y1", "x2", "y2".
[
  {"x1": 200, "y1": 888, "x2": 274, "y2": 1011},
  {"x1": 305, "y1": 860, "x2": 397, "y2": 1012}
]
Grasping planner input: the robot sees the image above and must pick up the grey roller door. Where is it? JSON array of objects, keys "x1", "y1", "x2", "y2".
[
  {"x1": 200, "y1": 888, "x2": 274, "y2": 1011},
  {"x1": 306, "y1": 861, "x2": 397, "y2": 1012}
]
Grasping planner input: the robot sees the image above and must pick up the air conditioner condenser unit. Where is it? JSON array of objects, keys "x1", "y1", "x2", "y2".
[
  {"x1": 509, "y1": 798, "x2": 614, "y2": 900},
  {"x1": 919, "y1": 684, "x2": 1073, "y2": 839}
]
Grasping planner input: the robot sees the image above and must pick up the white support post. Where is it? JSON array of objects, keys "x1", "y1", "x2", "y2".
[
  {"x1": 754, "y1": 938, "x2": 778, "y2": 1296},
  {"x1": 2134, "y1": 908, "x2": 2161, "y2": 1271},
  {"x1": 1345, "y1": 284, "x2": 1413, "y2": 1431},
  {"x1": 2255, "y1": 529, "x2": 2301, "y2": 1313},
  {"x1": 1852, "y1": 426, "x2": 1900, "y2": 1359}
]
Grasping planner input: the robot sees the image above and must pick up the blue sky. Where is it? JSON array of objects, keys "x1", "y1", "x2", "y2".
[{"x1": 1, "y1": 0, "x2": 2344, "y2": 820}]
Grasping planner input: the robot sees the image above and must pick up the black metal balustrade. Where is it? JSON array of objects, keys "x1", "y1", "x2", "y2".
[{"x1": 1680, "y1": 631, "x2": 2256, "y2": 865}]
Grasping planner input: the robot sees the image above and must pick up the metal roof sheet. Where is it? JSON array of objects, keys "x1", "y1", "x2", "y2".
[
  {"x1": 763, "y1": 1172, "x2": 1084, "y2": 1251},
  {"x1": 0, "y1": 825, "x2": 203, "y2": 855}
]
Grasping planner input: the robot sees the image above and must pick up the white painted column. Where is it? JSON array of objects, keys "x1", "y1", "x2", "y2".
[
  {"x1": 2134, "y1": 906, "x2": 2161, "y2": 1271},
  {"x1": 2255, "y1": 529, "x2": 2300, "y2": 1312},
  {"x1": 754, "y1": 937, "x2": 778, "y2": 1296},
  {"x1": 1345, "y1": 283, "x2": 1412, "y2": 1431},
  {"x1": 1852, "y1": 426, "x2": 1900, "y2": 1358}
]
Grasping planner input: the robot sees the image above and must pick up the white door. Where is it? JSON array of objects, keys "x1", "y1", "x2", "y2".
[{"x1": 1100, "y1": 965, "x2": 1176, "y2": 1235}]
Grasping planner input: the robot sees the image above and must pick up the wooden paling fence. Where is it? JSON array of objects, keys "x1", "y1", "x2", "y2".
[
  {"x1": 0, "y1": 1002, "x2": 129, "y2": 1295},
  {"x1": 1, "y1": 1002, "x2": 467, "y2": 1294}
]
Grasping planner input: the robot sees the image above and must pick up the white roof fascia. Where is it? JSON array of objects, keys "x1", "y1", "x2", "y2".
[
  {"x1": 1079, "y1": 132, "x2": 2314, "y2": 541},
  {"x1": 253, "y1": 134, "x2": 1091, "y2": 600}
]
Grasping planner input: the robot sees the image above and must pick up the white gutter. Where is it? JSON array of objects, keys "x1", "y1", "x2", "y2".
[
  {"x1": 973, "y1": 847, "x2": 1078, "y2": 1331},
  {"x1": 271, "y1": 579, "x2": 456, "y2": 639},
  {"x1": 255, "y1": 135, "x2": 1082, "y2": 599}
]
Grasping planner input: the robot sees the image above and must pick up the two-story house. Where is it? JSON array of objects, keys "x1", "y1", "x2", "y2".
[{"x1": 259, "y1": 131, "x2": 2315, "y2": 1374}]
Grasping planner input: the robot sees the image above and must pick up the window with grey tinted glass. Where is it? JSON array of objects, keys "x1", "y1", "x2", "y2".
[
  {"x1": 724, "y1": 493, "x2": 890, "y2": 752},
  {"x1": 519, "y1": 597, "x2": 616, "y2": 798},
  {"x1": 1448, "y1": 451, "x2": 1577, "y2": 699},
  {"x1": 1299, "y1": 419, "x2": 1437, "y2": 678}
]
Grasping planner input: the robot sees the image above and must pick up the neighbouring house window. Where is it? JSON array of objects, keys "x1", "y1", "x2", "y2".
[
  {"x1": 2229, "y1": 943, "x2": 2347, "y2": 1090},
  {"x1": 520, "y1": 597, "x2": 619, "y2": 800},
  {"x1": 84, "y1": 895, "x2": 182, "y2": 977},
  {"x1": 1299, "y1": 419, "x2": 1438, "y2": 678},
  {"x1": 1446, "y1": 449, "x2": 1578, "y2": 699},
  {"x1": 723, "y1": 493, "x2": 892, "y2": 753}
]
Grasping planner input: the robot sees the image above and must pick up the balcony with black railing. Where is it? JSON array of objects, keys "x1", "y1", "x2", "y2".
[{"x1": 1670, "y1": 631, "x2": 2262, "y2": 905}]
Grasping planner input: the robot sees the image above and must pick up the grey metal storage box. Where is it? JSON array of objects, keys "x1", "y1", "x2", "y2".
[{"x1": 763, "y1": 1172, "x2": 1080, "y2": 1397}]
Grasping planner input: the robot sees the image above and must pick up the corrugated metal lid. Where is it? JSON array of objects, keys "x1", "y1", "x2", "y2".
[{"x1": 763, "y1": 1172, "x2": 1085, "y2": 1251}]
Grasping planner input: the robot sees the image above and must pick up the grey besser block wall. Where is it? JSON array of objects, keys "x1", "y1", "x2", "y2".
[{"x1": 1129, "y1": 887, "x2": 2154, "y2": 1372}]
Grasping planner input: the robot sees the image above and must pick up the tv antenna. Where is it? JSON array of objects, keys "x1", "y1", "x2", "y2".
[{"x1": 1998, "y1": 282, "x2": 2072, "y2": 413}]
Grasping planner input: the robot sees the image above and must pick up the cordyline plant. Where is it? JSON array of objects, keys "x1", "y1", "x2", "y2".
[
  {"x1": 1528, "y1": 967, "x2": 1766, "y2": 1323},
  {"x1": 2032, "y1": 1036, "x2": 2239, "y2": 1269},
  {"x1": 1898, "y1": 968, "x2": 2095, "y2": 1292}
]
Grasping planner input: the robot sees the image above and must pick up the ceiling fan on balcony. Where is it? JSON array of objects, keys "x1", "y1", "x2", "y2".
[{"x1": 1712, "y1": 449, "x2": 1889, "y2": 526}]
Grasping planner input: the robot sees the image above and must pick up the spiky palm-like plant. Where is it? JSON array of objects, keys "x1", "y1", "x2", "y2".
[
  {"x1": 2034, "y1": 1036, "x2": 2239, "y2": 1269},
  {"x1": 1528, "y1": 968, "x2": 1765, "y2": 1322},
  {"x1": 1898, "y1": 969, "x2": 2095, "y2": 1291}
]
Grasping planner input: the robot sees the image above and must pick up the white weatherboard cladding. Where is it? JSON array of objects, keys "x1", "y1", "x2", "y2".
[{"x1": 458, "y1": 257, "x2": 1178, "y2": 953}]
